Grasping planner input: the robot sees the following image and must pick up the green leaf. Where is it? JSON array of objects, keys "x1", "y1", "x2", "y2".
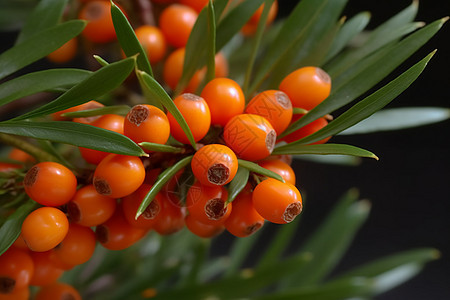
[
  {"x1": 61, "y1": 105, "x2": 131, "y2": 118},
  {"x1": 136, "y1": 156, "x2": 193, "y2": 219},
  {"x1": 0, "y1": 20, "x2": 86, "y2": 81},
  {"x1": 15, "y1": 0, "x2": 68, "y2": 44},
  {"x1": 282, "y1": 50, "x2": 436, "y2": 145},
  {"x1": 111, "y1": 1, "x2": 153, "y2": 76},
  {"x1": 9, "y1": 57, "x2": 135, "y2": 121},
  {"x1": 273, "y1": 143, "x2": 379, "y2": 160},
  {"x1": 237, "y1": 159, "x2": 285, "y2": 183},
  {"x1": 280, "y1": 18, "x2": 445, "y2": 139},
  {"x1": 0, "y1": 69, "x2": 92, "y2": 107},
  {"x1": 0, "y1": 0, "x2": 36, "y2": 31},
  {"x1": 93, "y1": 54, "x2": 110, "y2": 67},
  {"x1": 203, "y1": 0, "x2": 217, "y2": 88},
  {"x1": 339, "y1": 107, "x2": 450, "y2": 135},
  {"x1": 280, "y1": 189, "x2": 370, "y2": 288},
  {"x1": 225, "y1": 167, "x2": 249, "y2": 205},
  {"x1": 324, "y1": 11, "x2": 371, "y2": 63},
  {"x1": 137, "y1": 71, "x2": 196, "y2": 148},
  {"x1": 138, "y1": 142, "x2": 184, "y2": 153},
  {"x1": 0, "y1": 199, "x2": 38, "y2": 256},
  {"x1": 0, "y1": 121, "x2": 146, "y2": 157}
]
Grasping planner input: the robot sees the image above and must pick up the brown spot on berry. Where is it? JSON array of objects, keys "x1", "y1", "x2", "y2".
[
  {"x1": 93, "y1": 177, "x2": 111, "y2": 196},
  {"x1": 275, "y1": 91, "x2": 292, "y2": 110},
  {"x1": 67, "y1": 201, "x2": 81, "y2": 223},
  {"x1": 207, "y1": 163, "x2": 230, "y2": 185},
  {"x1": 265, "y1": 130, "x2": 276, "y2": 154},
  {"x1": 182, "y1": 93, "x2": 201, "y2": 101},
  {"x1": 86, "y1": 2, "x2": 104, "y2": 20},
  {"x1": 283, "y1": 202, "x2": 302, "y2": 223},
  {"x1": 24, "y1": 165, "x2": 39, "y2": 188},
  {"x1": 204, "y1": 198, "x2": 227, "y2": 221},
  {"x1": 95, "y1": 225, "x2": 108, "y2": 244},
  {"x1": 128, "y1": 105, "x2": 149, "y2": 126},
  {"x1": 0, "y1": 277, "x2": 15, "y2": 294},
  {"x1": 142, "y1": 201, "x2": 161, "y2": 220},
  {"x1": 245, "y1": 221, "x2": 263, "y2": 235},
  {"x1": 316, "y1": 67, "x2": 331, "y2": 84}
]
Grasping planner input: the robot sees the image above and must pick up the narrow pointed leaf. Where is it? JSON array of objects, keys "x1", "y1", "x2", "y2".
[
  {"x1": 15, "y1": 0, "x2": 68, "y2": 44},
  {"x1": 0, "y1": 69, "x2": 92, "y2": 107},
  {"x1": 9, "y1": 57, "x2": 135, "y2": 121},
  {"x1": 61, "y1": 105, "x2": 131, "y2": 118},
  {"x1": 203, "y1": 0, "x2": 217, "y2": 87},
  {"x1": 93, "y1": 55, "x2": 110, "y2": 67},
  {"x1": 139, "y1": 142, "x2": 184, "y2": 153},
  {"x1": 282, "y1": 50, "x2": 436, "y2": 145},
  {"x1": 238, "y1": 159, "x2": 284, "y2": 183},
  {"x1": 339, "y1": 107, "x2": 450, "y2": 135},
  {"x1": 0, "y1": 20, "x2": 86, "y2": 81},
  {"x1": 137, "y1": 71, "x2": 196, "y2": 148},
  {"x1": 280, "y1": 19, "x2": 445, "y2": 139},
  {"x1": 273, "y1": 143, "x2": 379, "y2": 160},
  {"x1": 226, "y1": 167, "x2": 249, "y2": 205},
  {"x1": 0, "y1": 199, "x2": 38, "y2": 256},
  {"x1": 111, "y1": 1, "x2": 153, "y2": 76},
  {"x1": 136, "y1": 156, "x2": 193, "y2": 219},
  {"x1": 0, "y1": 121, "x2": 146, "y2": 157}
]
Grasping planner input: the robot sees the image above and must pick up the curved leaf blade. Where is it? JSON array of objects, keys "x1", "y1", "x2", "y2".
[
  {"x1": 139, "y1": 142, "x2": 184, "y2": 153},
  {"x1": 0, "y1": 121, "x2": 146, "y2": 157},
  {"x1": 0, "y1": 20, "x2": 86, "y2": 80},
  {"x1": 225, "y1": 167, "x2": 250, "y2": 205},
  {"x1": 0, "y1": 69, "x2": 92, "y2": 107},
  {"x1": 10, "y1": 57, "x2": 135, "y2": 121},
  {"x1": 238, "y1": 159, "x2": 285, "y2": 183},
  {"x1": 61, "y1": 105, "x2": 131, "y2": 118},
  {"x1": 273, "y1": 143, "x2": 378, "y2": 160}
]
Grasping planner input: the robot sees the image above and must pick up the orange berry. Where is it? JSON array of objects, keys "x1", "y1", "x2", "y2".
[
  {"x1": 135, "y1": 25, "x2": 167, "y2": 64},
  {"x1": 200, "y1": 78, "x2": 245, "y2": 127},
  {"x1": 7, "y1": 148, "x2": 34, "y2": 164},
  {"x1": 153, "y1": 194, "x2": 186, "y2": 235},
  {"x1": 29, "y1": 251, "x2": 64, "y2": 286},
  {"x1": 241, "y1": 0, "x2": 278, "y2": 36},
  {"x1": 282, "y1": 114, "x2": 331, "y2": 144},
  {"x1": 223, "y1": 113, "x2": 276, "y2": 161},
  {"x1": 79, "y1": 0, "x2": 117, "y2": 43},
  {"x1": 214, "y1": 51, "x2": 229, "y2": 78},
  {"x1": 34, "y1": 283, "x2": 81, "y2": 300},
  {"x1": 186, "y1": 182, "x2": 231, "y2": 225},
  {"x1": 46, "y1": 38, "x2": 78, "y2": 64},
  {"x1": 224, "y1": 188, "x2": 264, "y2": 237},
  {"x1": 122, "y1": 184, "x2": 163, "y2": 229},
  {"x1": 0, "y1": 247, "x2": 34, "y2": 294},
  {"x1": 191, "y1": 144, "x2": 238, "y2": 187},
  {"x1": 279, "y1": 66, "x2": 331, "y2": 111},
  {"x1": 93, "y1": 154, "x2": 145, "y2": 198},
  {"x1": 245, "y1": 90, "x2": 293, "y2": 135},
  {"x1": 21, "y1": 207, "x2": 69, "y2": 252},
  {"x1": 258, "y1": 158, "x2": 296, "y2": 185},
  {"x1": 179, "y1": 0, "x2": 208, "y2": 13},
  {"x1": 252, "y1": 178, "x2": 302, "y2": 224},
  {"x1": 185, "y1": 213, "x2": 224, "y2": 238},
  {"x1": 23, "y1": 162, "x2": 77, "y2": 207},
  {"x1": 167, "y1": 93, "x2": 211, "y2": 144},
  {"x1": 124, "y1": 104, "x2": 170, "y2": 145},
  {"x1": 159, "y1": 4, "x2": 198, "y2": 48},
  {"x1": 0, "y1": 287, "x2": 29, "y2": 300},
  {"x1": 52, "y1": 100, "x2": 104, "y2": 122},
  {"x1": 95, "y1": 204, "x2": 147, "y2": 250}
]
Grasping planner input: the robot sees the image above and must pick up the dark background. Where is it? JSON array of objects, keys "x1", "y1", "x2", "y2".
[{"x1": 264, "y1": 1, "x2": 450, "y2": 299}]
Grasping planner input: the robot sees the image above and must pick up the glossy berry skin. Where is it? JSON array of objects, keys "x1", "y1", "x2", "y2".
[
  {"x1": 67, "y1": 184, "x2": 117, "y2": 227},
  {"x1": 185, "y1": 214, "x2": 224, "y2": 238},
  {"x1": 200, "y1": 78, "x2": 245, "y2": 127},
  {"x1": 225, "y1": 188, "x2": 265, "y2": 237},
  {"x1": 167, "y1": 93, "x2": 211, "y2": 144},
  {"x1": 29, "y1": 251, "x2": 64, "y2": 286},
  {"x1": 93, "y1": 154, "x2": 145, "y2": 198},
  {"x1": 223, "y1": 114, "x2": 276, "y2": 161},
  {"x1": 34, "y1": 283, "x2": 81, "y2": 300},
  {"x1": 252, "y1": 178, "x2": 302, "y2": 224},
  {"x1": 124, "y1": 104, "x2": 170, "y2": 145},
  {"x1": 186, "y1": 182, "x2": 231, "y2": 225},
  {"x1": 122, "y1": 184, "x2": 163, "y2": 229},
  {"x1": 282, "y1": 114, "x2": 331, "y2": 144},
  {"x1": 258, "y1": 158, "x2": 296, "y2": 185},
  {"x1": 153, "y1": 194, "x2": 186, "y2": 235},
  {"x1": 135, "y1": 25, "x2": 167, "y2": 64},
  {"x1": 47, "y1": 38, "x2": 78, "y2": 64},
  {"x1": 0, "y1": 247, "x2": 34, "y2": 294},
  {"x1": 23, "y1": 162, "x2": 77, "y2": 207},
  {"x1": 53, "y1": 224, "x2": 97, "y2": 267},
  {"x1": 21, "y1": 207, "x2": 69, "y2": 252},
  {"x1": 191, "y1": 144, "x2": 238, "y2": 187},
  {"x1": 159, "y1": 4, "x2": 198, "y2": 48},
  {"x1": 245, "y1": 90, "x2": 293, "y2": 135},
  {"x1": 279, "y1": 66, "x2": 331, "y2": 111},
  {"x1": 78, "y1": 1, "x2": 116, "y2": 43},
  {"x1": 95, "y1": 204, "x2": 147, "y2": 250}
]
